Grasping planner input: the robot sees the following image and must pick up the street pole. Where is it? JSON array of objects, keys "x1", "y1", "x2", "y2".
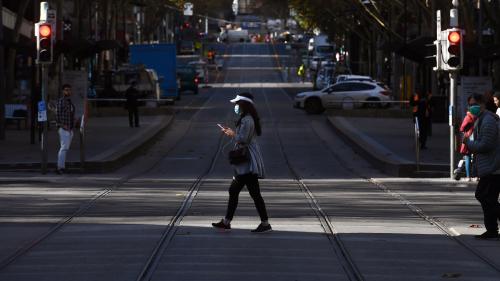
[
  {"x1": 0, "y1": 0, "x2": 6, "y2": 140},
  {"x1": 40, "y1": 65, "x2": 48, "y2": 174},
  {"x1": 449, "y1": 0, "x2": 459, "y2": 179},
  {"x1": 449, "y1": 72, "x2": 457, "y2": 178},
  {"x1": 38, "y1": 2, "x2": 49, "y2": 174}
]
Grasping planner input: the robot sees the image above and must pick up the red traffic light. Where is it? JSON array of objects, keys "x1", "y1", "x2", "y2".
[
  {"x1": 39, "y1": 24, "x2": 51, "y2": 37},
  {"x1": 448, "y1": 31, "x2": 460, "y2": 44}
]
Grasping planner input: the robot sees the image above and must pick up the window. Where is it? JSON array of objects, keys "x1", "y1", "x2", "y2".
[
  {"x1": 328, "y1": 83, "x2": 351, "y2": 92},
  {"x1": 349, "y1": 83, "x2": 375, "y2": 91}
]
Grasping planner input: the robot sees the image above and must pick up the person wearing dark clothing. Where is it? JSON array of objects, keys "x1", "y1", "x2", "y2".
[
  {"x1": 484, "y1": 91, "x2": 497, "y2": 113},
  {"x1": 125, "y1": 81, "x2": 140, "y2": 127},
  {"x1": 463, "y1": 94, "x2": 500, "y2": 239},
  {"x1": 411, "y1": 90, "x2": 431, "y2": 149},
  {"x1": 212, "y1": 93, "x2": 271, "y2": 233}
]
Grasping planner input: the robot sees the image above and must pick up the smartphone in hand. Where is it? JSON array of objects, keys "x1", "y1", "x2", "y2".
[{"x1": 217, "y1": 124, "x2": 225, "y2": 129}]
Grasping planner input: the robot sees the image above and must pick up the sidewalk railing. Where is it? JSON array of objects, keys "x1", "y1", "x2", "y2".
[{"x1": 414, "y1": 116, "x2": 420, "y2": 171}]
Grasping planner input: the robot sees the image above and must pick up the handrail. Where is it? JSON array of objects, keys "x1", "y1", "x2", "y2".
[{"x1": 414, "y1": 116, "x2": 420, "y2": 171}]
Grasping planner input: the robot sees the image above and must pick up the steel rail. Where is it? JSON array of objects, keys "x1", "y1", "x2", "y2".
[
  {"x1": 260, "y1": 45, "x2": 366, "y2": 280},
  {"x1": 135, "y1": 43, "x2": 233, "y2": 281},
  {"x1": 271, "y1": 42, "x2": 500, "y2": 277},
  {"x1": 0, "y1": 46, "x2": 232, "y2": 273},
  {"x1": 285, "y1": 85, "x2": 500, "y2": 274}
]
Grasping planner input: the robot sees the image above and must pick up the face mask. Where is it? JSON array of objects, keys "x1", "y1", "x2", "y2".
[
  {"x1": 234, "y1": 104, "x2": 240, "y2": 115},
  {"x1": 469, "y1": 105, "x2": 481, "y2": 116}
]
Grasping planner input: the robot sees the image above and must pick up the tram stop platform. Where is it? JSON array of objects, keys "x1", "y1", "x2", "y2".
[
  {"x1": 328, "y1": 115, "x2": 450, "y2": 178},
  {"x1": 0, "y1": 109, "x2": 174, "y2": 173}
]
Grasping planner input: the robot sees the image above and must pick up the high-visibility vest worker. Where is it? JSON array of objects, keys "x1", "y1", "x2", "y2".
[{"x1": 297, "y1": 64, "x2": 305, "y2": 76}]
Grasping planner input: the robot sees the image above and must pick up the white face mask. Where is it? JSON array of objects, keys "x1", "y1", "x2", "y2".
[{"x1": 234, "y1": 104, "x2": 240, "y2": 115}]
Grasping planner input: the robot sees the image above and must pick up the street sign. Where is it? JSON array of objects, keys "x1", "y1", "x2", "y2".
[
  {"x1": 37, "y1": 101, "x2": 47, "y2": 122},
  {"x1": 184, "y1": 2, "x2": 193, "y2": 16},
  {"x1": 47, "y1": 9, "x2": 57, "y2": 41}
]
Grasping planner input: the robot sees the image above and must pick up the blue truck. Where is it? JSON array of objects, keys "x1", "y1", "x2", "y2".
[{"x1": 129, "y1": 44, "x2": 178, "y2": 101}]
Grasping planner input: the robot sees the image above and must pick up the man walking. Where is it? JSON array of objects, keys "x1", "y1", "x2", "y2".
[
  {"x1": 55, "y1": 84, "x2": 76, "y2": 174},
  {"x1": 125, "y1": 80, "x2": 140, "y2": 127},
  {"x1": 464, "y1": 94, "x2": 500, "y2": 239}
]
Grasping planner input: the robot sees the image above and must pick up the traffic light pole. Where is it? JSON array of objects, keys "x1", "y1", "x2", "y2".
[
  {"x1": 40, "y1": 65, "x2": 48, "y2": 174},
  {"x1": 449, "y1": 71, "x2": 458, "y2": 179}
]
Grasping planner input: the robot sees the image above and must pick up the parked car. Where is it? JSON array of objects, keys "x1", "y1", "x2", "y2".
[
  {"x1": 188, "y1": 60, "x2": 207, "y2": 82},
  {"x1": 309, "y1": 56, "x2": 333, "y2": 71},
  {"x1": 94, "y1": 65, "x2": 160, "y2": 104},
  {"x1": 176, "y1": 65, "x2": 199, "y2": 95},
  {"x1": 294, "y1": 81, "x2": 392, "y2": 114},
  {"x1": 179, "y1": 41, "x2": 195, "y2": 55}
]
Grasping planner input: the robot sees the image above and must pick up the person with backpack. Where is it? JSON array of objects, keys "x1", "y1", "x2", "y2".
[
  {"x1": 212, "y1": 93, "x2": 271, "y2": 233},
  {"x1": 463, "y1": 94, "x2": 500, "y2": 239}
]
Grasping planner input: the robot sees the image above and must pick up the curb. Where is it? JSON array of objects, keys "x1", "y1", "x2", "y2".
[
  {"x1": 327, "y1": 116, "x2": 448, "y2": 177},
  {"x1": 0, "y1": 113, "x2": 175, "y2": 173}
]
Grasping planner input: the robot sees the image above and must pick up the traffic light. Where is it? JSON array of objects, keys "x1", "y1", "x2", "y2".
[
  {"x1": 444, "y1": 28, "x2": 462, "y2": 70},
  {"x1": 36, "y1": 22, "x2": 53, "y2": 64},
  {"x1": 432, "y1": 38, "x2": 442, "y2": 71}
]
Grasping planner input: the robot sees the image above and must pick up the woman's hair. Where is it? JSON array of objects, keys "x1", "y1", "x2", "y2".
[
  {"x1": 494, "y1": 92, "x2": 500, "y2": 100},
  {"x1": 236, "y1": 92, "x2": 262, "y2": 136},
  {"x1": 467, "y1": 93, "x2": 482, "y2": 104}
]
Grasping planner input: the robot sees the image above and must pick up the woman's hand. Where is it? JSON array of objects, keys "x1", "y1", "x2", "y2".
[{"x1": 222, "y1": 127, "x2": 235, "y2": 137}]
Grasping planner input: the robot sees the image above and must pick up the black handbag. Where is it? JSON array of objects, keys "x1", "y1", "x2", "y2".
[{"x1": 229, "y1": 145, "x2": 250, "y2": 165}]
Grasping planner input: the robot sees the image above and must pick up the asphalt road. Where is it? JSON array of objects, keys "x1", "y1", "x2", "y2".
[{"x1": 0, "y1": 43, "x2": 499, "y2": 281}]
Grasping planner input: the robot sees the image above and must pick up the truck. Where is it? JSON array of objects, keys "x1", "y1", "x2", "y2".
[
  {"x1": 309, "y1": 35, "x2": 335, "y2": 59},
  {"x1": 129, "y1": 44, "x2": 178, "y2": 102}
]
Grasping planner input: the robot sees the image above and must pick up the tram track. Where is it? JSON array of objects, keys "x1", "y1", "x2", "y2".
[
  {"x1": 0, "y1": 44, "x2": 232, "y2": 275},
  {"x1": 267, "y1": 42, "x2": 500, "y2": 278},
  {"x1": 273, "y1": 42, "x2": 500, "y2": 280},
  {"x1": 257, "y1": 66, "x2": 365, "y2": 280}
]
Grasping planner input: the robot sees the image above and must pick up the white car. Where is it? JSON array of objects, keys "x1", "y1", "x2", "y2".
[
  {"x1": 294, "y1": 81, "x2": 392, "y2": 114},
  {"x1": 334, "y1": 74, "x2": 374, "y2": 84}
]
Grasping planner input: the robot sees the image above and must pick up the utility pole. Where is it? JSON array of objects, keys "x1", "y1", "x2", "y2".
[
  {"x1": 448, "y1": 0, "x2": 459, "y2": 179},
  {"x1": 0, "y1": 0, "x2": 6, "y2": 140},
  {"x1": 433, "y1": 0, "x2": 463, "y2": 179},
  {"x1": 36, "y1": 2, "x2": 52, "y2": 174}
]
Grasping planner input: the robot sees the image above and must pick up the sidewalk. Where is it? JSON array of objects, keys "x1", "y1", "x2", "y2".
[
  {"x1": 0, "y1": 113, "x2": 174, "y2": 172},
  {"x1": 328, "y1": 116, "x2": 450, "y2": 177}
]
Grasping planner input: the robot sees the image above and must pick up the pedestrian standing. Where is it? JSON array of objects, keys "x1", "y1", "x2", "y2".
[
  {"x1": 454, "y1": 99, "x2": 479, "y2": 181},
  {"x1": 212, "y1": 93, "x2": 271, "y2": 233},
  {"x1": 125, "y1": 80, "x2": 140, "y2": 127},
  {"x1": 55, "y1": 84, "x2": 76, "y2": 174},
  {"x1": 297, "y1": 63, "x2": 306, "y2": 83},
  {"x1": 463, "y1": 94, "x2": 500, "y2": 239},
  {"x1": 493, "y1": 92, "x2": 500, "y2": 117},
  {"x1": 411, "y1": 88, "x2": 430, "y2": 149}
]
